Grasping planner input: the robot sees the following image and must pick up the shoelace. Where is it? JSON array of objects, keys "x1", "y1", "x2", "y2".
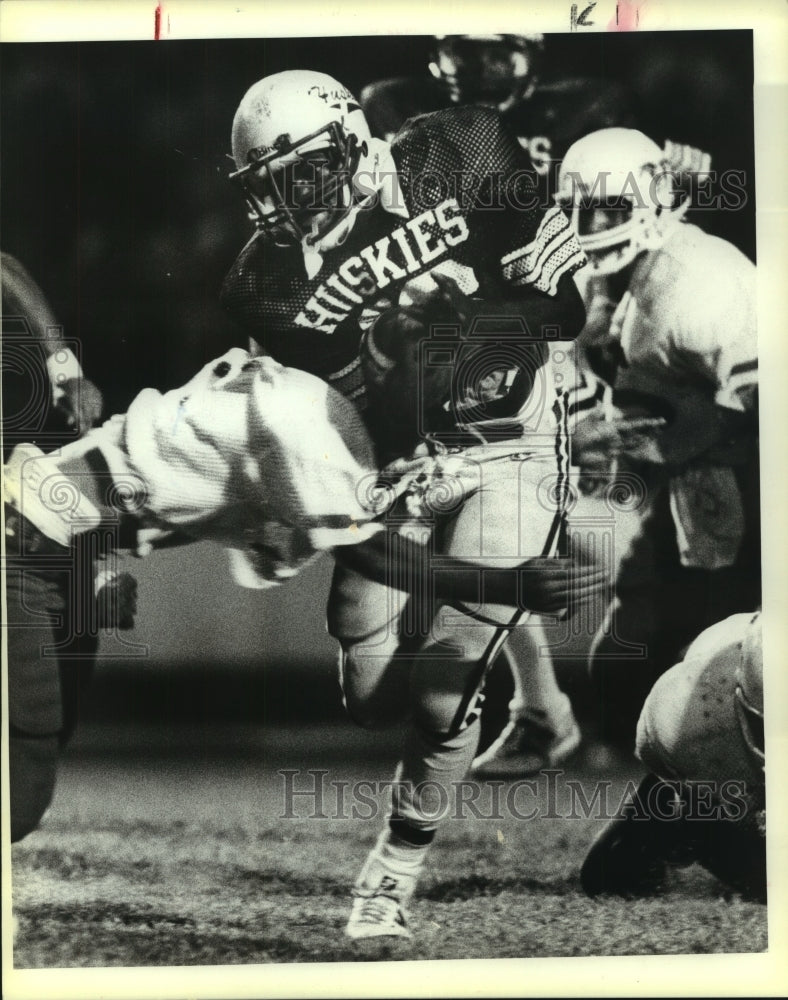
[{"x1": 356, "y1": 894, "x2": 402, "y2": 926}]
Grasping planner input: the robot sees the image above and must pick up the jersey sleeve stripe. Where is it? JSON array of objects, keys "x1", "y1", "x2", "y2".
[
  {"x1": 504, "y1": 226, "x2": 572, "y2": 283},
  {"x1": 502, "y1": 208, "x2": 587, "y2": 295},
  {"x1": 539, "y1": 249, "x2": 588, "y2": 296},
  {"x1": 328, "y1": 357, "x2": 362, "y2": 381},
  {"x1": 500, "y1": 205, "x2": 568, "y2": 268},
  {"x1": 510, "y1": 240, "x2": 587, "y2": 296}
]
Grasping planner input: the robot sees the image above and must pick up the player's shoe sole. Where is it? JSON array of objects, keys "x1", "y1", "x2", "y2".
[{"x1": 471, "y1": 700, "x2": 581, "y2": 778}]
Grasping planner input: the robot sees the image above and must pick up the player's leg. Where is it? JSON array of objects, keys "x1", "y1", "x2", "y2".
[
  {"x1": 327, "y1": 523, "x2": 427, "y2": 731},
  {"x1": 591, "y1": 470, "x2": 760, "y2": 754},
  {"x1": 329, "y1": 548, "x2": 453, "y2": 941},
  {"x1": 449, "y1": 453, "x2": 580, "y2": 777},
  {"x1": 330, "y1": 505, "x2": 493, "y2": 938},
  {"x1": 472, "y1": 620, "x2": 579, "y2": 777},
  {"x1": 345, "y1": 455, "x2": 572, "y2": 938},
  {"x1": 587, "y1": 482, "x2": 668, "y2": 750},
  {"x1": 5, "y1": 509, "x2": 68, "y2": 842},
  {"x1": 346, "y1": 602, "x2": 494, "y2": 941}
]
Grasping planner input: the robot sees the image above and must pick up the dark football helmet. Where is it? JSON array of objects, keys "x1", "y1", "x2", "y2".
[{"x1": 428, "y1": 34, "x2": 544, "y2": 111}]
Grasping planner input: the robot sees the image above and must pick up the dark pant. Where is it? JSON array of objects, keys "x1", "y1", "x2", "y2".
[
  {"x1": 6, "y1": 509, "x2": 97, "y2": 841},
  {"x1": 589, "y1": 459, "x2": 761, "y2": 748}
]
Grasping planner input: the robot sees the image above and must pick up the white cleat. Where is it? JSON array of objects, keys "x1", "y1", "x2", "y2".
[
  {"x1": 472, "y1": 698, "x2": 581, "y2": 778},
  {"x1": 346, "y1": 885, "x2": 412, "y2": 940},
  {"x1": 345, "y1": 843, "x2": 418, "y2": 940}
]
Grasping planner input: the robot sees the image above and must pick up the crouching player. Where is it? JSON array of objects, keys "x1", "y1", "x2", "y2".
[{"x1": 580, "y1": 611, "x2": 766, "y2": 902}]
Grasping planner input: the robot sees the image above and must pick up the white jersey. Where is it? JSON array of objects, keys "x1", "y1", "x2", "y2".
[
  {"x1": 610, "y1": 223, "x2": 757, "y2": 464},
  {"x1": 581, "y1": 224, "x2": 757, "y2": 569},
  {"x1": 5, "y1": 351, "x2": 383, "y2": 587}
]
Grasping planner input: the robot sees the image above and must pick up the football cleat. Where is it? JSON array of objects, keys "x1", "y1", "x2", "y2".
[
  {"x1": 346, "y1": 887, "x2": 412, "y2": 940},
  {"x1": 580, "y1": 772, "x2": 677, "y2": 898},
  {"x1": 471, "y1": 696, "x2": 581, "y2": 778},
  {"x1": 345, "y1": 841, "x2": 420, "y2": 940}
]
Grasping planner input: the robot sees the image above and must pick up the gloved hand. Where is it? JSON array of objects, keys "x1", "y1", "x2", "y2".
[
  {"x1": 56, "y1": 376, "x2": 104, "y2": 435},
  {"x1": 95, "y1": 568, "x2": 138, "y2": 630}
]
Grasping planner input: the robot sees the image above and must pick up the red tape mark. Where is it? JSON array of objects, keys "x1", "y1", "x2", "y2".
[{"x1": 609, "y1": 0, "x2": 645, "y2": 31}]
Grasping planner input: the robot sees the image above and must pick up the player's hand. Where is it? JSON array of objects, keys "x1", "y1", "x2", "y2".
[
  {"x1": 424, "y1": 270, "x2": 473, "y2": 322},
  {"x1": 95, "y1": 569, "x2": 138, "y2": 630},
  {"x1": 370, "y1": 272, "x2": 470, "y2": 364},
  {"x1": 56, "y1": 376, "x2": 103, "y2": 435},
  {"x1": 133, "y1": 526, "x2": 190, "y2": 556},
  {"x1": 499, "y1": 555, "x2": 611, "y2": 617}
]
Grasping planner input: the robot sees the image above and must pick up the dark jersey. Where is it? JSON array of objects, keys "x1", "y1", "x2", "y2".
[
  {"x1": 221, "y1": 105, "x2": 585, "y2": 420},
  {"x1": 361, "y1": 76, "x2": 632, "y2": 196}
]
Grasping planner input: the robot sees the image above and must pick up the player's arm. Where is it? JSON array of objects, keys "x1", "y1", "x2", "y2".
[
  {"x1": 1, "y1": 252, "x2": 103, "y2": 434},
  {"x1": 359, "y1": 77, "x2": 445, "y2": 142},
  {"x1": 434, "y1": 263, "x2": 586, "y2": 342},
  {"x1": 477, "y1": 107, "x2": 588, "y2": 339},
  {"x1": 673, "y1": 265, "x2": 758, "y2": 467},
  {"x1": 335, "y1": 529, "x2": 608, "y2": 618}
]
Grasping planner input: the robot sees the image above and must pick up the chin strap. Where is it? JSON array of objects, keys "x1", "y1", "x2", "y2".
[{"x1": 300, "y1": 138, "x2": 407, "y2": 278}]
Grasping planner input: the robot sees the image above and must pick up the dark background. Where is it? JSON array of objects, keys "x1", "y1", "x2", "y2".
[
  {"x1": 1, "y1": 31, "x2": 757, "y2": 723},
  {"x1": 2, "y1": 31, "x2": 755, "y2": 418}
]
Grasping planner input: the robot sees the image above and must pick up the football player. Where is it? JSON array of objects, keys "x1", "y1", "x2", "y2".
[
  {"x1": 2, "y1": 252, "x2": 104, "y2": 448},
  {"x1": 556, "y1": 127, "x2": 759, "y2": 747},
  {"x1": 220, "y1": 69, "x2": 593, "y2": 938},
  {"x1": 361, "y1": 34, "x2": 630, "y2": 198},
  {"x1": 580, "y1": 611, "x2": 766, "y2": 903},
  {"x1": 2, "y1": 252, "x2": 105, "y2": 842},
  {"x1": 215, "y1": 71, "x2": 596, "y2": 937},
  {"x1": 361, "y1": 36, "x2": 712, "y2": 777},
  {"x1": 5, "y1": 347, "x2": 604, "y2": 841}
]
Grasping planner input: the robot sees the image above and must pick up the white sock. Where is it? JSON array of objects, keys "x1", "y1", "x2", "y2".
[
  {"x1": 502, "y1": 620, "x2": 565, "y2": 719},
  {"x1": 377, "y1": 829, "x2": 430, "y2": 875}
]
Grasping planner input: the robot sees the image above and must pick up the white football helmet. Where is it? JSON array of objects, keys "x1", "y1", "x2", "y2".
[
  {"x1": 556, "y1": 127, "x2": 688, "y2": 275},
  {"x1": 230, "y1": 70, "x2": 379, "y2": 252},
  {"x1": 429, "y1": 34, "x2": 544, "y2": 112},
  {"x1": 735, "y1": 610, "x2": 764, "y2": 770}
]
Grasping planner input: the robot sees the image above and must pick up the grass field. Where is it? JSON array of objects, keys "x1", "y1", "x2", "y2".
[{"x1": 10, "y1": 719, "x2": 768, "y2": 969}]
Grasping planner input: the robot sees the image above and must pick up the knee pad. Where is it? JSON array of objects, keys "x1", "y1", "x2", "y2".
[
  {"x1": 338, "y1": 645, "x2": 411, "y2": 730},
  {"x1": 326, "y1": 561, "x2": 406, "y2": 644},
  {"x1": 410, "y1": 654, "x2": 488, "y2": 738}
]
